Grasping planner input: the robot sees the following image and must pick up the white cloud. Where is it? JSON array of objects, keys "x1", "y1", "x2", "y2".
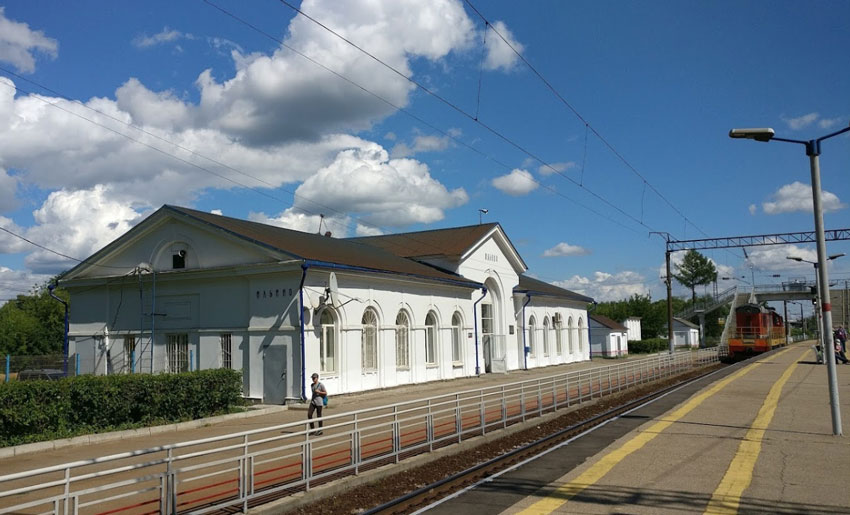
[
  {"x1": 250, "y1": 210, "x2": 352, "y2": 237},
  {"x1": 285, "y1": 143, "x2": 468, "y2": 227},
  {"x1": 784, "y1": 112, "x2": 819, "y2": 130},
  {"x1": 0, "y1": 266, "x2": 51, "y2": 305},
  {"x1": 818, "y1": 117, "x2": 842, "y2": 130},
  {"x1": 0, "y1": 7, "x2": 58, "y2": 73},
  {"x1": 762, "y1": 181, "x2": 845, "y2": 214},
  {"x1": 747, "y1": 244, "x2": 818, "y2": 272},
  {"x1": 748, "y1": 204, "x2": 757, "y2": 215},
  {"x1": 0, "y1": 168, "x2": 18, "y2": 211},
  {"x1": 492, "y1": 168, "x2": 538, "y2": 196},
  {"x1": 23, "y1": 186, "x2": 146, "y2": 273},
  {"x1": 542, "y1": 242, "x2": 590, "y2": 257},
  {"x1": 554, "y1": 271, "x2": 649, "y2": 302},
  {"x1": 210, "y1": 209, "x2": 223, "y2": 216},
  {"x1": 355, "y1": 224, "x2": 384, "y2": 236},
  {"x1": 483, "y1": 20, "x2": 522, "y2": 71},
  {"x1": 390, "y1": 132, "x2": 454, "y2": 158},
  {"x1": 538, "y1": 161, "x2": 576, "y2": 176},
  {"x1": 0, "y1": 215, "x2": 29, "y2": 253},
  {"x1": 132, "y1": 27, "x2": 194, "y2": 49}
]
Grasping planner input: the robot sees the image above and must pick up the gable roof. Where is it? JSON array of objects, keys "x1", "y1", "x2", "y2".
[
  {"x1": 590, "y1": 314, "x2": 628, "y2": 331},
  {"x1": 169, "y1": 206, "x2": 484, "y2": 287},
  {"x1": 350, "y1": 223, "x2": 500, "y2": 258},
  {"x1": 514, "y1": 275, "x2": 594, "y2": 303},
  {"x1": 673, "y1": 317, "x2": 699, "y2": 329},
  {"x1": 64, "y1": 206, "x2": 482, "y2": 289}
]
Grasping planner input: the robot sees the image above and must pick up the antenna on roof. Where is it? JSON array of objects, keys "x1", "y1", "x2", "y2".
[
  {"x1": 317, "y1": 214, "x2": 325, "y2": 234},
  {"x1": 478, "y1": 208, "x2": 489, "y2": 224}
]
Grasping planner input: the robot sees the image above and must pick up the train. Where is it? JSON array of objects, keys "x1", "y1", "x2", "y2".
[{"x1": 726, "y1": 303, "x2": 786, "y2": 358}]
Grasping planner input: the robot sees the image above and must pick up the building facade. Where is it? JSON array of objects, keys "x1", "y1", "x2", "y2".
[{"x1": 62, "y1": 206, "x2": 593, "y2": 403}]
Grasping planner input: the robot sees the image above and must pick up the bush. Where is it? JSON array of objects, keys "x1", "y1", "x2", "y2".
[
  {"x1": 0, "y1": 369, "x2": 243, "y2": 447},
  {"x1": 628, "y1": 338, "x2": 670, "y2": 354}
]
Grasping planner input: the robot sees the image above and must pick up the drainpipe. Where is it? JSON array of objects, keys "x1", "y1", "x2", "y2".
[
  {"x1": 299, "y1": 262, "x2": 309, "y2": 401},
  {"x1": 48, "y1": 283, "x2": 69, "y2": 377},
  {"x1": 521, "y1": 294, "x2": 532, "y2": 370},
  {"x1": 472, "y1": 287, "x2": 487, "y2": 376}
]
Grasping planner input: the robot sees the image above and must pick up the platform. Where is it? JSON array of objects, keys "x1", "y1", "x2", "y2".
[{"x1": 437, "y1": 342, "x2": 850, "y2": 514}]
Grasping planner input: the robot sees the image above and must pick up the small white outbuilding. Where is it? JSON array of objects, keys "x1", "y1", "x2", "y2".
[{"x1": 589, "y1": 314, "x2": 629, "y2": 357}]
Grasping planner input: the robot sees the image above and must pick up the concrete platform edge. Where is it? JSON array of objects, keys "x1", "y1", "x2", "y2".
[{"x1": 0, "y1": 404, "x2": 288, "y2": 459}]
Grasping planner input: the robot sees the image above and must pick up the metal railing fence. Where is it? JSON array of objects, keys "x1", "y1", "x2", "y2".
[{"x1": 0, "y1": 348, "x2": 719, "y2": 515}]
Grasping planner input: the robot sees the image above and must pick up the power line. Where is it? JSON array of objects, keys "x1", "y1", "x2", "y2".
[
  {"x1": 264, "y1": 0, "x2": 660, "y2": 234},
  {"x1": 463, "y1": 0, "x2": 710, "y2": 239},
  {"x1": 0, "y1": 225, "x2": 127, "y2": 270}
]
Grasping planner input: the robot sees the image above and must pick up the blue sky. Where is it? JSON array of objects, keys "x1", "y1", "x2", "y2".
[{"x1": 0, "y1": 0, "x2": 848, "y2": 321}]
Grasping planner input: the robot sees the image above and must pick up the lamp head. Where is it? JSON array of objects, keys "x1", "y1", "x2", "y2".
[
  {"x1": 786, "y1": 256, "x2": 803, "y2": 263},
  {"x1": 729, "y1": 128, "x2": 775, "y2": 142},
  {"x1": 827, "y1": 253, "x2": 845, "y2": 261}
]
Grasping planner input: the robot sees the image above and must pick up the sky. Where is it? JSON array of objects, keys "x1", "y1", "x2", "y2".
[{"x1": 0, "y1": 0, "x2": 848, "y2": 322}]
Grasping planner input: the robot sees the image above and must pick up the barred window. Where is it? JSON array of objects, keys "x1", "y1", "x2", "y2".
[
  {"x1": 396, "y1": 311, "x2": 410, "y2": 368},
  {"x1": 167, "y1": 334, "x2": 189, "y2": 373},
  {"x1": 425, "y1": 311, "x2": 438, "y2": 365},
  {"x1": 568, "y1": 317, "x2": 575, "y2": 354},
  {"x1": 578, "y1": 317, "x2": 585, "y2": 352},
  {"x1": 361, "y1": 309, "x2": 378, "y2": 371},
  {"x1": 220, "y1": 333, "x2": 232, "y2": 369},
  {"x1": 543, "y1": 317, "x2": 550, "y2": 356},
  {"x1": 123, "y1": 335, "x2": 136, "y2": 372},
  {"x1": 528, "y1": 316, "x2": 537, "y2": 357}
]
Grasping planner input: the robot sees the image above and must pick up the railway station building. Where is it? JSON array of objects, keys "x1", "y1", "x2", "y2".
[{"x1": 61, "y1": 206, "x2": 593, "y2": 403}]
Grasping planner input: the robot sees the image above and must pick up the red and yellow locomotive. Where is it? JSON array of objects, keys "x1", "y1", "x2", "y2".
[{"x1": 727, "y1": 303, "x2": 785, "y2": 358}]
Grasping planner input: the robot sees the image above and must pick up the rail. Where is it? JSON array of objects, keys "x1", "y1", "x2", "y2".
[{"x1": 0, "y1": 349, "x2": 719, "y2": 515}]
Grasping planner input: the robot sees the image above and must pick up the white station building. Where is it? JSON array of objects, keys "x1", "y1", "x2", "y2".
[{"x1": 61, "y1": 206, "x2": 594, "y2": 403}]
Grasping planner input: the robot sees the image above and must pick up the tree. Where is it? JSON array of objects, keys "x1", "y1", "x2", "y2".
[
  {"x1": 0, "y1": 279, "x2": 68, "y2": 356},
  {"x1": 673, "y1": 250, "x2": 717, "y2": 304}
]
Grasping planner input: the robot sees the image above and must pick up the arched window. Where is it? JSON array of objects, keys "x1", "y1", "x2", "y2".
[
  {"x1": 554, "y1": 314, "x2": 563, "y2": 355},
  {"x1": 425, "y1": 311, "x2": 438, "y2": 365},
  {"x1": 567, "y1": 316, "x2": 574, "y2": 354},
  {"x1": 578, "y1": 317, "x2": 585, "y2": 352},
  {"x1": 528, "y1": 316, "x2": 537, "y2": 357},
  {"x1": 396, "y1": 311, "x2": 410, "y2": 369},
  {"x1": 543, "y1": 317, "x2": 550, "y2": 356},
  {"x1": 320, "y1": 310, "x2": 337, "y2": 374},
  {"x1": 361, "y1": 308, "x2": 378, "y2": 371},
  {"x1": 451, "y1": 312, "x2": 463, "y2": 363}
]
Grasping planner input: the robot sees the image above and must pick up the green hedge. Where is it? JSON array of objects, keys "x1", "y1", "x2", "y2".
[
  {"x1": 628, "y1": 338, "x2": 670, "y2": 354},
  {"x1": 0, "y1": 369, "x2": 244, "y2": 447}
]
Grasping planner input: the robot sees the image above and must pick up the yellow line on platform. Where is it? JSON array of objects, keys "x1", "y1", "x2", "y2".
[
  {"x1": 704, "y1": 349, "x2": 802, "y2": 514},
  {"x1": 517, "y1": 349, "x2": 794, "y2": 515}
]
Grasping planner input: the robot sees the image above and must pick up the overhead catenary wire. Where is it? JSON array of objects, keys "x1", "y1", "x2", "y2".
[
  {"x1": 0, "y1": 78, "x2": 638, "y2": 289},
  {"x1": 462, "y1": 0, "x2": 710, "y2": 239},
  {"x1": 269, "y1": 0, "x2": 658, "y2": 235}
]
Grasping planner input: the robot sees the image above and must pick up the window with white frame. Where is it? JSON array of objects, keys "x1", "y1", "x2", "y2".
[
  {"x1": 451, "y1": 312, "x2": 463, "y2": 363},
  {"x1": 167, "y1": 333, "x2": 189, "y2": 373},
  {"x1": 396, "y1": 311, "x2": 410, "y2": 368},
  {"x1": 425, "y1": 311, "x2": 438, "y2": 366},
  {"x1": 361, "y1": 308, "x2": 378, "y2": 371},
  {"x1": 123, "y1": 335, "x2": 136, "y2": 372},
  {"x1": 568, "y1": 317, "x2": 574, "y2": 354},
  {"x1": 220, "y1": 333, "x2": 232, "y2": 369},
  {"x1": 320, "y1": 310, "x2": 337, "y2": 374},
  {"x1": 543, "y1": 317, "x2": 550, "y2": 356},
  {"x1": 528, "y1": 316, "x2": 537, "y2": 357}
]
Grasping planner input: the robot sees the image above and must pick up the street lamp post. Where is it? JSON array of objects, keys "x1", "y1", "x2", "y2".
[
  {"x1": 731, "y1": 122, "x2": 850, "y2": 436},
  {"x1": 787, "y1": 254, "x2": 845, "y2": 351}
]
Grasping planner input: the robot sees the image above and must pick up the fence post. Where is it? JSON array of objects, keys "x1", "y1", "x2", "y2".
[
  {"x1": 189, "y1": 350, "x2": 194, "y2": 372},
  {"x1": 4, "y1": 355, "x2": 8, "y2": 383},
  {"x1": 131, "y1": 350, "x2": 135, "y2": 374},
  {"x1": 75, "y1": 353, "x2": 80, "y2": 376}
]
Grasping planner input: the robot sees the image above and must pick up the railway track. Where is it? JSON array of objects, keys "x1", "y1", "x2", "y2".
[{"x1": 362, "y1": 363, "x2": 732, "y2": 515}]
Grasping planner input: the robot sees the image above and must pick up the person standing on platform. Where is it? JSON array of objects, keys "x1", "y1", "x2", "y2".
[
  {"x1": 308, "y1": 372, "x2": 327, "y2": 435},
  {"x1": 835, "y1": 325, "x2": 847, "y2": 353}
]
